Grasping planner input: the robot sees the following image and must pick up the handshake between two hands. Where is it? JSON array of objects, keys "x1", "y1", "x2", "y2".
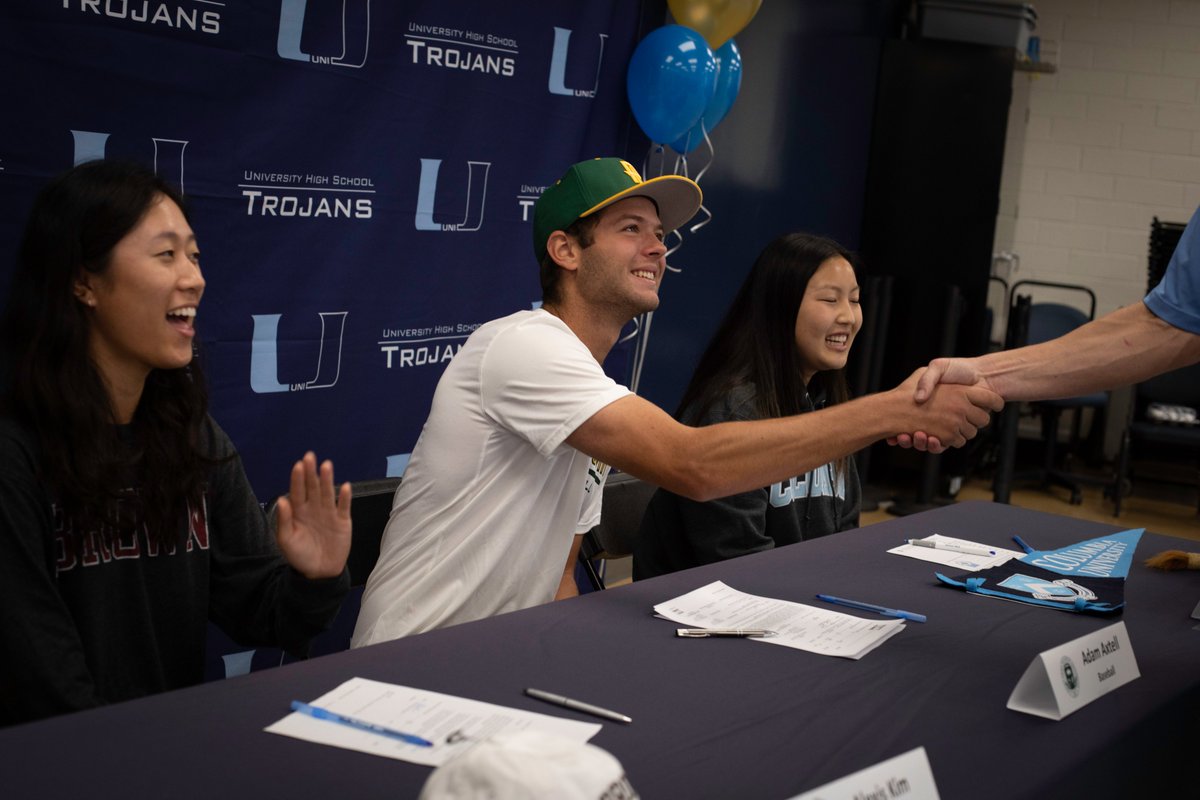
[{"x1": 888, "y1": 357, "x2": 1004, "y2": 454}]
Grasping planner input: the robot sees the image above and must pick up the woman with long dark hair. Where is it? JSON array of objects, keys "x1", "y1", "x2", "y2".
[
  {"x1": 634, "y1": 232, "x2": 863, "y2": 579},
  {"x1": 0, "y1": 160, "x2": 351, "y2": 726}
]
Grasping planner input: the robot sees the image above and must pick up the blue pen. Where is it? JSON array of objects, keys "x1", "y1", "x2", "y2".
[
  {"x1": 1012, "y1": 534, "x2": 1034, "y2": 554},
  {"x1": 815, "y1": 594, "x2": 927, "y2": 623},
  {"x1": 290, "y1": 700, "x2": 433, "y2": 747}
]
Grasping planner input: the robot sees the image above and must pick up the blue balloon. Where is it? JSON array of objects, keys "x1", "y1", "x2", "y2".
[
  {"x1": 627, "y1": 25, "x2": 717, "y2": 145},
  {"x1": 672, "y1": 39, "x2": 743, "y2": 154}
]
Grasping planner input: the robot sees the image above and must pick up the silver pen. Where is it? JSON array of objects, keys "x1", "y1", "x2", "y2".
[
  {"x1": 907, "y1": 538, "x2": 996, "y2": 557},
  {"x1": 524, "y1": 688, "x2": 632, "y2": 724},
  {"x1": 675, "y1": 628, "x2": 776, "y2": 638}
]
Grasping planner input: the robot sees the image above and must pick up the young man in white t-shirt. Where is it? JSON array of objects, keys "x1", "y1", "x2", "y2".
[{"x1": 352, "y1": 158, "x2": 1003, "y2": 647}]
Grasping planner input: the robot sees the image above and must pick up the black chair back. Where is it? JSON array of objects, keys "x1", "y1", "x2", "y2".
[
  {"x1": 578, "y1": 471, "x2": 656, "y2": 590},
  {"x1": 1114, "y1": 361, "x2": 1200, "y2": 517},
  {"x1": 345, "y1": 477, "x2": 402, "y2": 586},
  {"x1": 1138, "y1": 362, "x2": 1200, "y2": 409},
  {"x1": 994, "y1": 282, "x2": 1107, "y2": 505}
]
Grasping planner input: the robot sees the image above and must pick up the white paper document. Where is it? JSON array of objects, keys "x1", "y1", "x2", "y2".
[
  {"x1": 265, "y1": 677, "x2": 601, "y2": 766},
  {"x1": 654, "y1": 581, "x2": 904, "y2": 659},
  {"x1": 888, "y1": 533, "x2": 1023, "y2": 572}
]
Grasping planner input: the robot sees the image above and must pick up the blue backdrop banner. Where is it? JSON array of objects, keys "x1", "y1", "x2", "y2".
[{"x1": 0, "y1": 0, "x2": 652, "y2": 499}]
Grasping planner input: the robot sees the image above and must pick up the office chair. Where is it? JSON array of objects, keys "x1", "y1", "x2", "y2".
[
  {"x1": 995, "y1": 281, "x2": 1108, "y2": 505},
  {"x1": 340, "y1": 477, "x2": 402, "y2": 585},
  {"x1": 986, "y1": 275, "x2": 1009, "y2": 351},
  {"x1": 1149, "y1": 217, "x2": 1186, "y2": 291},
  {"x1": 578, "y1": 471, "x2": 656, "y2": 591},
  {"x1": 1112, "y1": 362, "x2": 1200, "y2": 517}
]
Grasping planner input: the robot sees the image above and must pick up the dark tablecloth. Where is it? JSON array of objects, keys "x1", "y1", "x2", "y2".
[{"x1": 3, "y1": 501, "x2": 1198, "y2": 799}]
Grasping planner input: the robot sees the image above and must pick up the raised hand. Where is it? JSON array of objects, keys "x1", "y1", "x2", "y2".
[{"x1": 274, "y1": 452, "x2": 352, "y2": 580}]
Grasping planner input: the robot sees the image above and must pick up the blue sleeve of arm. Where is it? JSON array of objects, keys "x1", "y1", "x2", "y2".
[{"x1": 1144, "y1": 206, "x2": 1200, "y2": 335}]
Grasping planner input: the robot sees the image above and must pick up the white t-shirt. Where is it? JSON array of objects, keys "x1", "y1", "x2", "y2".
[{"x1": 351, "y1": 310, "x2": 631, "y2": 646}]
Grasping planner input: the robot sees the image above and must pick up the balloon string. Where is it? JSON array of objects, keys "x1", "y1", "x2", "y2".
[
  {"x1": 665, "y1": 228, "x2": 683, "y2": 263},
  {"x1": 618, "y1": 313, "x2": 641, "y2": 345},
  {"x1": 688, "y1": 129, "x2": 715, "y2": 234},
  {"x1": 625, "y1": 313, "x2": 643, "y2": 386},
  {"x1": 662, "y1": 151, "x2": 690, "y2": 267},
  {"x1": 693, "y1": 126, "x2": 714, "y2": 183},
  {"x1": 643, "y1": 144, "x2": 668, "y2": 180},
  {"x1": 630, "y1": 122, "x2": 722, "y2": 392},
  {"x1": 629, "y1": 309, "x2": 656, "y2": 395},
  {"x1": 628, "y1": 311, "x2": 648, "y2": 393},
  {"x1": 622, "y1": 311, "x2": 644, "y2": 389}
]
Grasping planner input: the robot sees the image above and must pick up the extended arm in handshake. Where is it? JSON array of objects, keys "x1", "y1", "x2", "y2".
[
  {"x1": 567, "y1": 368, "x2": 1004, "y2": 504},
  {"x1": 894, "y1": 301, "x2": 1200, "y2": 452}
]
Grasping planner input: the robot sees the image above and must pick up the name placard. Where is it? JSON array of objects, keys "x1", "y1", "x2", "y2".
[
  {"x1": 789, "y1": 746, "x2": 940, "y2": 800},
  {"x1": 1007, "y1": 620, "x2": 1140, "y2": 721}
]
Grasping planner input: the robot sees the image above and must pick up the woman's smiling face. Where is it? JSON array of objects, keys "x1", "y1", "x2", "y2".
[
  {"x1": 77, "y1": 194, "x2": 205, "y2": 392},
  {"x1": 793, "y1": 256, "x2": 860, "y2": 384}
]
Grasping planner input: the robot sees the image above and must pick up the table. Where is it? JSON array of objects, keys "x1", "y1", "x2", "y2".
[{"x1": 4, "y1": 501, "x2": 1199, "y2": 798}]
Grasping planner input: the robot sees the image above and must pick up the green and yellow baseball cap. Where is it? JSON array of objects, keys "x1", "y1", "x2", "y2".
[{"x1": 533, "y1": 158, "x2": 702, "y2": 262}]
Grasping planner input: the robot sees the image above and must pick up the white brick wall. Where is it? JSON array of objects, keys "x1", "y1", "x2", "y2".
[{"x1": 994, "y1": 0, "x2": 1200, "y2": 317}]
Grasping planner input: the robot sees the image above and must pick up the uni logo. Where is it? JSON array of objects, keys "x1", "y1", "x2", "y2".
[
  {"x1": 415, "y1": 158, "x2": 491, "y2": 232},
  {"x1": 385, "y1": 453, "x2": 410, "y2": 478},
  {"x1": 548, "y1": 27, "x2": 607, "y2": 98},
  {"x1": 249, "y1": 312, "x2": 348, "y2": 394},
  {"x1": 277, "y1": 0, "x2": 370, "y2": 67},
  {"x1": 71, "y1": 130, "x2": 188, "y2": 191}
]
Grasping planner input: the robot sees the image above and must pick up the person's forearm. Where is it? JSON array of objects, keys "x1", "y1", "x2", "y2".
[
  {"x1": 674, "y1": 392, "x2": 904, "y2": 500},
  {"x1": 554, "y1": 534, "x2": 583, "y2": 600},
  {"x1": 979, "y1": 302, "x2": 1200, "y2": 401},
  {"x1": 573, "y1": 387, "x2": 975, "y2": 503},
  {"x1": 570, "y1": 378, "x2": 998, "y2": 502}
]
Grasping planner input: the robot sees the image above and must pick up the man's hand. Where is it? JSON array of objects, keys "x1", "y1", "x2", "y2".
[
  {"x1": 275, "y1": 452, "x2": 352, "y2": 580},
  {"x1": 889, "y1": 358, "x2": 997, "y2": 452},
  {"x1": 888, "y1": 367, "x2": 1003, "y2": 453},
  {"x1": 913, "y1": 358, "x2": 987, "y2": 402}
]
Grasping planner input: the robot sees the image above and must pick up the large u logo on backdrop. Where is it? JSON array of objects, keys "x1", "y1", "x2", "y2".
[
  {"x1": 548, "y1": 27, "x2": 607, "y2": 98},
  {"x1": 415, "y1": 159, "x2": 491, "y2": 232},
  {"x1": 71, "y1": 130, "x2": 188, "y2": 191},
  {"x1": 277, "y1": 0, "x2": 370, "y2": 67},
  {"x1": 249, "y1": 312, "x2": 348, "y2": 394}
]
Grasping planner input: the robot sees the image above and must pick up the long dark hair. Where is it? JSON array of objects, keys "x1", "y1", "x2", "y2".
[
  {"x1": 0, "y1": 160, "x2": 213, "y2": 546},
  {"x1": 676, "y1": 232, "x2": 858, "y2": 474}
]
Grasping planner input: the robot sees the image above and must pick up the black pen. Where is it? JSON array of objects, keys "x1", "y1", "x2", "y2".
[{"x1": 524, "y1": 688, "x2": 632, "y2": 724}]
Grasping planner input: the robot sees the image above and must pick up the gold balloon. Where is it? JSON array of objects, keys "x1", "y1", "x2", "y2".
[{"x1": 667, "y1": 0, "x2": 762, "y2": 50}]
